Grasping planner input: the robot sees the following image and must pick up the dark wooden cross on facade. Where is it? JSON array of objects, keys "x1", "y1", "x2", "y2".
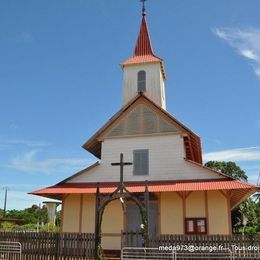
[{"x1": 111, "y1": 153, "x2": 132, "y2": 194}]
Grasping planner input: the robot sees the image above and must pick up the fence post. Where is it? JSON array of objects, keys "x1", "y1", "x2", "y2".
[{"x1": 55, "y1": 232, "x2": 60, "y2": 260}]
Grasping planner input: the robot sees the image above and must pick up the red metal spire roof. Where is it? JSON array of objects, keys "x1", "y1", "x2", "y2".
[
  {"x1": 121, "y1": 13, "x2": 166, "y2": 79},
  {"x1": 134, "y1": 14, "x2": 154, "y2": 56}
]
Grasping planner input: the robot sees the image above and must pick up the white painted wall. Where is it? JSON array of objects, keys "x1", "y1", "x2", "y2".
[
  {"x1": 67, "y1": 135, "x2": 224, "y2": 183},
  {"x1": 122, "y1": 63, "x2": 166, "y2": 109}
]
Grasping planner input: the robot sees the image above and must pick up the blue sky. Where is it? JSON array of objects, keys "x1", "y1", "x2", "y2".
[{"x1": 0, "y1": 0, "x2": 260, "y2": 210}]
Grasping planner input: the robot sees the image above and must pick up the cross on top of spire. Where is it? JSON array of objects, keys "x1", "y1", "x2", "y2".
[{"x1": 141, "y1": 0, "x2": 147, "y2": 16}]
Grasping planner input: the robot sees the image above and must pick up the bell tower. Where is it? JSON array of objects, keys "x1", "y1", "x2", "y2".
[{"x1": 121, "y1": 2, "x2": 167, "y2": 109}]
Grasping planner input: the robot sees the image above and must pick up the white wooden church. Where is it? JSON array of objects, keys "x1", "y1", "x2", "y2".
[{"x1": 32, "y1": 4, "x2": 259, "y2": 252}]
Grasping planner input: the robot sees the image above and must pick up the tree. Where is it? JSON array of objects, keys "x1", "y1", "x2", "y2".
[
  {"x1": 0, "y1": 208, "x2": 4, "y2": 217},
  {"x1": 204, "y1": 161, "x2": 248, "y2": 181},
  {"x1": 5, "y1": 205, "x2": 48, "y2": 225},
  {"x1": 232, "y1": 198, "x2": 258, "y2": 234}
]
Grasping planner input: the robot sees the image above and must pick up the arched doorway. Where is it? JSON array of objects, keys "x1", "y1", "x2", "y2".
[{"x1": 95, "y1": 190, "x2": 149, "y2": 259}]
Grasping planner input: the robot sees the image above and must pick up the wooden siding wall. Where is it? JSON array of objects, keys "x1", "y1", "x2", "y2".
[
  {"x1": 81, "y1": 194, "x2": 95, "y2": 233},
  {"x1": 67, "y1": 135, "x2": 225, "y2": 183},
  {"x1": 122, "y1": 63, "x2": 166, "y2": 109},
  {"x1": 160, "y1": 192, "x2": 183, "y2": 234},
  {"x1": 208, "y1": 191, "x2": 229, "y2": 234},
  {"x1": 62, "y1": 195, "x2": 80, "y2": 232},
  {"x1": 101, "y1": 200, "x2": 123, "y2": 250},
  {"x1": 186, "y1": 191, "x2": 205, "y2": 218},
  {"x1": 160, "y1": 191, "x2": 229, "y2": 235}
]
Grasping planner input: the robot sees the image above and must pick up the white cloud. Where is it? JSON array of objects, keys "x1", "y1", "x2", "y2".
[
  {"x1": 0, "y1": 139, "x2": 50, "y2": 148},
  {"x1": 255, "y1": 68, "x2": 260, "y2": 77},
  {"x1": 2, "y1": 150, "x2": 95, "y2": 175},
  {"x1": 203, "y1": 146, "x2": 260, "y2": 162},
  {"x1": 213, "y1": 27, "x2": 260, "y2": 78},
  {"x1": 240, "y1": 49, "x2": 258, "y2": 61}
]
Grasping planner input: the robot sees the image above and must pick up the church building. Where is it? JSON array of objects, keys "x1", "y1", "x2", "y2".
[{"x1": 31, "y1": 4, "x2": 259, "y2": 251}]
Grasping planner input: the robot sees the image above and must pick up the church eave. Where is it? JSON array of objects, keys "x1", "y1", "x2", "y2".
[
  {"x1": 30, "y1": 180, "x2": 260, "y2": 209},
  {"x1": 120, "y1": 57, "x2": 167, "y2": 80}
]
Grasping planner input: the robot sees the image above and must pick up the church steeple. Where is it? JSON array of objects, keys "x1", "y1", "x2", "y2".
[
  {"x1": 134, "y1": 11, "x2": 153, "y2": 56},
  {"x1": 121, "y1": 3, "x2": 167, "y2": 110}
]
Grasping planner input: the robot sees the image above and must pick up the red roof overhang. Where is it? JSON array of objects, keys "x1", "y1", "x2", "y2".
[{"x1": 30, "y1": 180, "x2": 259, "y2": 209}]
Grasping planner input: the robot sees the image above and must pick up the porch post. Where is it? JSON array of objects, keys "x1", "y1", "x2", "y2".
[
  {"x1": 144, "y1": 180, "x2": 149, "y2": 246},
  {"x1": 94, "y1": 183, "x2": 100, "y2": 259}
]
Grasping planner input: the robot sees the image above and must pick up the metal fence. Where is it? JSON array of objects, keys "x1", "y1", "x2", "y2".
[
  {"x1": 121, "y1": 246, "x2": 260, "y2": 260},
  {"x1": 121, "y1": 247, "x2": 176, "y2": 260},
  {"x1": 0, "y1": 241, "x2": 21, "y2": 260}
]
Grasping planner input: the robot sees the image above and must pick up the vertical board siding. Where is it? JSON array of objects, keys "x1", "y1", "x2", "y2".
[
  {"x1": 123, "y1": 63, "x2": 166, "y2": 109},
  {"x1": 62, "y1": 195, "x2": 81, "y2": 232}
]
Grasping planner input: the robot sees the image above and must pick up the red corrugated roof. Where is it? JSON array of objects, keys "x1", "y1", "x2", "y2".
[
  {"x1": 122, "y1": 55, "x2": 162, "y2": 65},
  {"x1": 134, "y1": 15, "x2": 154, "y2": 56},
  {"x1": 31, "y1": 180, "x2": 258, "y2": 195}
]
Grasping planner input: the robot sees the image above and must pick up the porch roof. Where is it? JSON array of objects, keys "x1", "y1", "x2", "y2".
[{"x1": 30, "y1": 179, "x2": 259, "y2": 209}]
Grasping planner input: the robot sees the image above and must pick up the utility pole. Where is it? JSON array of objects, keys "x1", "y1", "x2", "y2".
[{"x1": 3, "y1": 187, "x2": 9, "y2": 217}]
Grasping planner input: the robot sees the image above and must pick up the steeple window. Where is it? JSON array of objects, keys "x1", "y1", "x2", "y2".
[{"x1": 137, "y1": 70, "x2": 146, "y2": 92}]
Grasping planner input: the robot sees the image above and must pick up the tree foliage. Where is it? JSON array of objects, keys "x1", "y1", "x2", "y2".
[
  {"x1": 5, "y1": 204, "x2": 48, "y2": 225},
  {"x1": 204, "y1": 161, "x2": 248, "y2": 181},
  {"x1": 232, "y1": 198, "x2": 258, "y2": 234}
]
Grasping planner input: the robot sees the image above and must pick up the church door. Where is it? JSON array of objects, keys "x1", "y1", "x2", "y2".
[{"x1": 126, "y1": 194, "x2": 158, "y2": 237}]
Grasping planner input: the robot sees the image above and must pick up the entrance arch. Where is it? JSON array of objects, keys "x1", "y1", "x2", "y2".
[
  {"x1": 94, "y1": 153, "x2": 150, "y2": 259},
  {"x1": 95, "y1": 187, "x2": 149, "y2": 259}
]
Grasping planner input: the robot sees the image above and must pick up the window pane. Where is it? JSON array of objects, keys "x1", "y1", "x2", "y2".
[
  {"x1": 197, "y1": 219, "x2": 206, "y2": 233},
  {"x1": 133, "y1": 149, "x2": 149, "y2": 175},
  {"x1": 187, "y1": 220, "x2": 194, "y2": 232}
]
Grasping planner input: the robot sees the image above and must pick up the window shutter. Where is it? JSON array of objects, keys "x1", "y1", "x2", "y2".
[
  {"x1": 137, "y1": 70, "x2": 146, "y2": 92},
  {"x1": 133, "y1": 149, "x2": 149, "y2": 175}
]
